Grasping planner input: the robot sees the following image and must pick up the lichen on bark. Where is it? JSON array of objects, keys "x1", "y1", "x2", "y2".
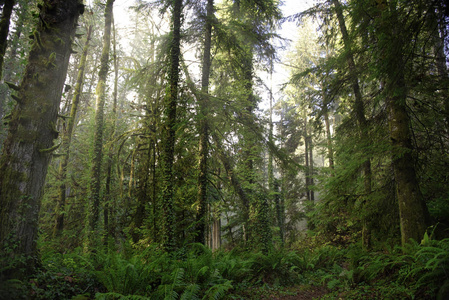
[{"x1": 0, "y1": 0, "x2": 83, "y2": 278}]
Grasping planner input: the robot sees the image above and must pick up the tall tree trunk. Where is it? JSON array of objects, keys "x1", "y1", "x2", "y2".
[
  {"x1": 54, "y1": 25, "x2": 93, "y2": 237},
  {"x1": 0, "y1": 0, "x2": 83, "y2": 278},
  {"x1": 273, "y1": 179, "x2": 284, "y2": 244},
  {"x1": 211, "y1": 168, "x2": 221, "y2": 250},
  {"x1": 160, "y1": 0, "x2": 182, "y2": 252},
  {"x1": 308, "y1": 134, "x2": 314, "y2": 202},
  {"x1": 375, "y1": 0, "x2": 430, "y2": 246},
  {"x1": 0, "y1": 0, "x2": 14, "y2": 81},
  {"x1": 241, "y1": 53, "x2": 254, "y2": 242},
  {"x1": 196, "y1": 0, "x2": 214, "y2": 245},
  {"x1": 0, "y1": 0, "x2": 15, "y2": 129},
  {"x1": 323, "y1": 105, "x2": 334, "y2": 170},
  {"x1": 432, "y1": 8, "x2": 449, "y2": 131},
  {"x1": 89, "y1": 0, "x2": 114, "y2": 236},
  {"x1": 3, "y1": 0, "x2": 27, "y2": 84},
  {"x1": 104, "y1": 18, "x2": 118, "y2": 242},
  {"x1": 304, "y1": 117, "x2": 310, "y2": 201},
  {"x1": 269, "y1": 70, "x2": 283, "y2": 245},
  {"x1": 331, "y1": 0, "x2": 372, "y2": 248}
]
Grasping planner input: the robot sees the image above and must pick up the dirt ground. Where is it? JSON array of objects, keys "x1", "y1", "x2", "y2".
[{"x1": 258, "y1": 285, "x2": 331, "y2": 300}]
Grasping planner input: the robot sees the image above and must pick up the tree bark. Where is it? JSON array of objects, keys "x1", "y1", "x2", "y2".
[
  {"x1": 104, "y1": 18, "x2": 119, "y2": 242},
  {"x1": 0, "y1": 0, "x2": 83, "y2": 277},
  {"x1": 196, "y1": 0, "x2": 214, "y2": 245},
  {"x1": 54, "y1": 25, "x2": 92, "y2": 237},
  {"x1": 0, "y1": 0, "x2": 14, "y2": 81},
  {"x1": 308, "y1": 134, "x2": 314, "y2": 202},
  {"x1": 160, "y1": 0, "x2": 182, "y2": 252},
  {"x1": 323, "y1": 106, "x2": 334, "y2": 170},
  {"x1": 432, "y1": 8, "x2": 449, "y2": 131},
  {"x1": 0, "y1": 0, "x2": 15, "y2": 125},
  {"x1": 89, "y1": 0, "x2": 114, "y2": 236},
  {"x1": 375, "y1": 0, "x2": 430, "y2": 246},
  {"x1": 304, "y1": 117, "x2": 310, "y2": 201}
]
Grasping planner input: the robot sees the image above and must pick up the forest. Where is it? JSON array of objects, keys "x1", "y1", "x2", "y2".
[{"x1": 0, "y1": 0, "x2": 448, "y2": 299}]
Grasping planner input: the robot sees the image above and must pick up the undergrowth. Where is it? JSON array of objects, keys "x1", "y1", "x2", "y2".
[{"x1": 3, "y1": 238, "x2": 448, "y2": 299}]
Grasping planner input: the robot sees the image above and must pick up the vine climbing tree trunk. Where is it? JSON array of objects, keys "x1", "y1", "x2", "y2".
[
  {"x1": 0, "y1": 0, "x2": 83, "y2": 278},
  {"x1": 160, "y1": 0, "x2": 182, "y2": 252},
  {"x1": 54, "y1": 25, "x2": 93, "y2": 237},
  {"x1": 104, "y1": 17, "x2": 118, "y2": 242},
  {"x1": 88, "y1": 0, "x2": 114, "y2": 238},
  {"x1": 196, "y1": 0, "x2": 214, "y2": 245}
]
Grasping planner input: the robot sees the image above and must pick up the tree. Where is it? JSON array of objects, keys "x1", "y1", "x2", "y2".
[
  {"x1": 160, "y1": 0, "x2": 183, "y2": 251},
  {"x1": 196, "y1": 0, "x2": 214, "y2": 245},
  {"x1": 103, "y1": 17, "x2": 118, "y2": 242},
  {"x1": 0, "y1": 0, "x2": 15, "y2": 81},
  {"x1": 88, "y1": 0, "x2": 114, "y2": 238},
  {"x1": 0, "y1": 0, "x2": 83, "y2": 277},
  {"x1": 0, "y1": 0, "x2": 15, "y2": 146},
  {"x1": 227, "y1": 0, "x2": 280, "y2": 252},
  {"x1": 54, "y1": 25, "x2": 93, "y2": 237},
  {"x1": 331, "y1": 0, "x2": 372, "y2": 247},
  {"x1": 373, "y1": 0, "x2": 430, "y2": 246}
]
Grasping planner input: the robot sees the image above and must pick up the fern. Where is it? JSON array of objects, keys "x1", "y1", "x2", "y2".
[
  {"x1": 95, "y1": 292, "x2": 151, "y2": 299},
  {"x1": 179, "y1": 283, "x2": 201, "y2": 300},
  {"x1": 155, "y1": 267, "x2": 185, "y2": 300},
  {"x1": 202, "y1": 280, "x2": 233, "y2": 300}
]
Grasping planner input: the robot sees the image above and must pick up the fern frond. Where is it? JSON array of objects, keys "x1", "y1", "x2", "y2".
[{"x1": 202, "y1": 280, "x2": 233, "y2": 300}]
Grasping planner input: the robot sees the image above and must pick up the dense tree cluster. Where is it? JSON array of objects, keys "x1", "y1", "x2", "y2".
[{"x1": 0, "y1": 0, "x2": 448, "y2": 298}]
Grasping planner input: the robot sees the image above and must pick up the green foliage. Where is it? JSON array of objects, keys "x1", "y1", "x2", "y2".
[
  {"x1": 247, "y1": 250, "x2": 301, "y2": 285},
  {"x1": 91, "y1": 243, "x2": 233, "y2": 299},
  {"x1": 313, "y1": 239, "x2": 449, "y2": 299},
  {"x1": 0, "y1": 278, "x2": 27, "y2": 300}
]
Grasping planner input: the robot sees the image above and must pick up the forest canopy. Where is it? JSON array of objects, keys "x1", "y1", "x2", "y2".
[{"x1": 0, "y1": 0, "x2": 448, "y2": 299}]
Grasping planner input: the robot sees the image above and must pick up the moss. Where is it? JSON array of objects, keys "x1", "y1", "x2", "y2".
[{"x1": 39, "y1": 142, "x2": 61, "y2": 153}]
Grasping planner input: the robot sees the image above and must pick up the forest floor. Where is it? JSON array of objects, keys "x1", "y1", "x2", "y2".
[
  {"x1": 263, "y1": 286, "x2": 330, "y2": 299},
  {"x1": 236, "y1": 284, "x2": 331, "y2": 300}
]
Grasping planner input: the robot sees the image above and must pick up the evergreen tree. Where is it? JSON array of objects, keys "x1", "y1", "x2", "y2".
[
  {"x1": 196, "y1": 0, "x2": 214, "y2": 245},
  {"x1": 54, "y1": 25, "x2": 93, "y2": 237},
  {"x1": 0, "y1": 0, "x2": 83, "y2": 277},
  {"x1": 88, "y1": 0, "x2": 114, "y2": 239},
  {"x1": 160, "y1": 0, "x2": 183, "y2": 252}
]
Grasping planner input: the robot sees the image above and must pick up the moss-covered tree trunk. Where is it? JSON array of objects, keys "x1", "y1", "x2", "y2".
[
  {"x1": 196, "y1": 0, "x2": 214, "y2": 245},
  {"x1": 0, "y1": 0, "x2": 14, "y2": 81},
  {"x1": 54, "y1": 25, "x2": 92, "y2": 237},
  {"x1": 0, "y1": 0, "x2": 15, "y2": 123},
  {"x1": 104, "y1": 18, "x2": 118, "y2": 242},
  {"x1": 0, "y1": 0, "x2": 83, "y2": 277},
  {"x1": 160, "y1": 0, "x2": 182, "y2": 252},
  {"x1": 375, "y1": 0, "x2": 430, "y2": 246},
  {"x1": 88, "y1": 0, "x2": 114, "y2": 237}
]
